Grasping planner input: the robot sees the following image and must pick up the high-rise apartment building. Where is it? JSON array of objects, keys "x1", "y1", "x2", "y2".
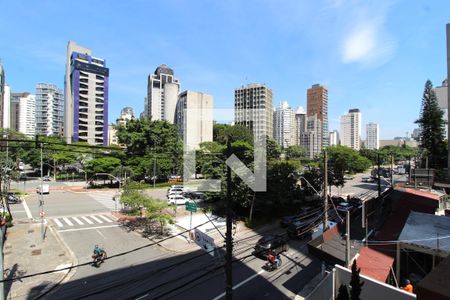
[
  {"x1": 64, "y1": 41, "x2": 109, "y2": 145},
  {"x1": 117, "y1": 106, "x2": 134, "y2": 127},
  {"x1": 274, "y1": 101, "x2": 295, "y2": 148},
  {"x1": 176, "y1": 90, "x2": 213, "y2": 150},
  {"x1": 307, "y1": 84, "x2": 328, "y2": 147},
  {"x1": 145, "y1": 64, "x2": 180, "y2": 123},
  {"x1": 18, "y1": 93, "x2": 36, "y2": 136},
  {"x1": 301, "y1": 115, "x2": 322, "y2": 159},
  {"x1": 235, "y1": 83, "x2": 273, "y2": 140},
  {"x1": 36, "y1": 83, "x2": 64, "y2": 136},
  {"x1": 329, "y1": 130, "x2": 339, "y2": 146},
  {"x1": 294, "y1": 107, "x2": 306, "y2": 146},
  {"x1": 340, "y1": 109, "x2": 362, "y2": 150},
  {"x1": 0, "y1": 63, "x2": 5, "y2": 128},
  {"x1": 366, "y1": 122, "x2": 379, "y2": 150},
  {"x1": 435, "y1": 79, "x2": 448, "y2": 139},
  {"x1": 10, "y1": 92, "x2": 28, "y2": 131},
  {"x1": 2, "y1": 84, "x2": 10, "y2": 129},
  {"x1": 446, "y1": 23, "x2": 450, "y2": 180}
]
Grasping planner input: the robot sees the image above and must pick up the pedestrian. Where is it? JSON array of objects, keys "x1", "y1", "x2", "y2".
[{"x1": 402, "y1": 279, "x2": 413, "y2": 293}]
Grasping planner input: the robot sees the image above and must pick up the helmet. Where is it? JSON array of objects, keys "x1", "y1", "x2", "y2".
[{"x1": 405, "y1": 279, "x2": 410, "y2": 284}]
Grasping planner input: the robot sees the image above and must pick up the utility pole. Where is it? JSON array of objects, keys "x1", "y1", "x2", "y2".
[
  {"x1": 225, "y1": 139, "x2": 233, "y2": 300},
  {"x1": 390, "y1": 155, "x2": 394, "y2": 187},
  {"x1": 377, "y1": 152, "x2": 381, "y2": 198},
  {"x1": 345, "y1": 210, "x2": 350, "y2": 267},
  {"x1": 323, "y1": 150, "x2": 328, "y2": 232},
  {"x1": 39, "y1": 143, "x2": 45, "y2": 240}
]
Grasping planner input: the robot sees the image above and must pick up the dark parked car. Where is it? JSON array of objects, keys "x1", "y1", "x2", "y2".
[
  {"x1": 254, "y1": 234, "x2": 289, "y2": 257},
  {"x1": 287, "y1": 220, "x2": 313, "y2": 239},
  {"x1": 5, "y1": 193, "x2": 21, "y2": 204},
  {"x1": 336, "y1": 202, "x2": 354, "y2": 214},
  {"x1": 280, "y1": 207, "x2": 317, "y2": 227}
]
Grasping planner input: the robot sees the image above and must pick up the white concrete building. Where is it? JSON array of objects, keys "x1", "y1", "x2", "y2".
[
  {"x1": 18, "y1": 94, "x2": 36, "y2": 136},
  {"x1": 435, "y1": 79, "x2": 448, "y2": 139},
  {"x1": 366, "y1": 122, "x2": 379, "y2": 150},
  {"x1": 340, "y1": 108, "x2": 361, "y2": 150},
  {"x1": 64, "y1": 41, "x2": 109, "y2": 145},
  {"x1": 329, "y1": 130, "x2": 339, "y2": 146},
  {"x1": 274, "y1": 101, "x2": 295, "y2": 148},
  {"x1": 300, "y1": 114, "x2": 322, "y2": 159},
  {"x1": 235, "y1": 83, "x2": 273, "y2": 140},
  {"x1": 2, "y1": 84, "x2": 10, "y2": 129},
  {"x1": 107, "y1": 124, "x2": 118, "y2": 145},
  {"x1": 176, "y1": 91, "x2": 213, "y2": 150},
  {"x1": 294, "y1": 107, "x2": 306, "y2": 145},
  {"x1": 145, "y1": 64, "x2": 180, "y2": 123},
  {"x1": 117, "y1": 106, "x2": 134, "y2": 127},
  {"x1": 35, "y1": 83, "x2": 64, "y2": 136}
]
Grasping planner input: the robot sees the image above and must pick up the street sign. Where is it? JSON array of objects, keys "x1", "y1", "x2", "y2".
[
  {"x1": 185, "y1": 201, "x2": 197, "y2": 212},
  {"x1": 193, "y1": 228, "x2": 216, "y2": 256}
]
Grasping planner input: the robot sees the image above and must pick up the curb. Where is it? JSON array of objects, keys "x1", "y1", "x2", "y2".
[{"x1": 34, "y1": 225, "x2": 79, "y2": 299}]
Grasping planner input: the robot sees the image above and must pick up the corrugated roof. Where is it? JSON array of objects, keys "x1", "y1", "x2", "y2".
[
  {"x1": 356, "y1": 247, "x2": 394, "y2": 283},
  {"x1": 417, "y1": 255, "x2": 450, "y2": 300}
]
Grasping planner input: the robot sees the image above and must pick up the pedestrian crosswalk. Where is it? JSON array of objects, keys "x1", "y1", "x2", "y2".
[
  {"x1": 88, "y1": 191, "x2": 121, "y2": 211},
  {"x1": 50, "y1": 214, "x2": 116, "y2": 229}
]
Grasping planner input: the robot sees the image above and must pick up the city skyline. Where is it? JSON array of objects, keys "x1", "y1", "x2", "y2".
[{"x1": 1, "y1": 1, "x2": 449, "y2": 139}]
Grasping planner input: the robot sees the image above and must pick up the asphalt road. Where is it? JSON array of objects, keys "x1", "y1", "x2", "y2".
[{"x1": 9, "y1": 189, "x2": 321, "y2": 299}]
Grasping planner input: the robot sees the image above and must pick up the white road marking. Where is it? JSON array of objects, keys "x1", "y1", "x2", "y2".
[
  {"x1": 58, "y1": 224, "x2": 120, "y2": 233},
  {"x1": 212, "y1": 270, "x2": 265, "y2": 300},
  {"x1": 72, "y1": 217, "x2": 84, "y2": 225},
  {"x1": 22, "y1": 200, "x2": 33, "y2": 219},
  {"x1": 62, "y1": 217, "x2": 74, "y2": 226},
  {"x1": 81, "y1": 216, "x2": 94, "y2": 224},
  {"x1": 99, "y1": 215, "x2": 113, "y2": 223},
  {"x1": 135, "y1": 294, "x2": 149, "y2": 300},
  {"x1": 90, "y1": 215, "x2": 103, "y2": 223},
  {"x1": 96, "y1": 229, "x2": 106, "y2": 239},
  {"x1": 53, "y1": 218, "x2": 64, "y2": 227}
]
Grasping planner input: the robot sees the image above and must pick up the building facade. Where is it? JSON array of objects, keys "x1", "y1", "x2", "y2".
[
  {"x1": 175, "y1": 90, "x2": 213, "y2": 150},
  {"x1": 0, "y1": 63, "x2": 4, "y2": 128},
  {"x1": 301, "y1": 115, "x2": 322, "y2": 159},
  {"x1": 235, "y1": 83, "x2": 273, "y2": 140},
  {"x1": 274, "y1": 101, "x2": 295, "y2": 148},
  {"x1": 329, "y1": 130, "x2": 339, "y2": 146},
  {"x1": 35, "y1": 83, "x2": 64, "y2": 136},
  {"x1": 117, "y1": 106, "x2": 134, "y2": 127},
  {"x1": 18, "y1": 94, "x2": 36, "y2": 136},
  {"x1": 10, "y1": 92, "x2": 28, "y2": 132},
  {"x1": 2, "y1": 84, "x2": 10, "y2": 129},
  {"x1": 64, "y1": 41, "x2": 109, "y2": 145},
  {"x1": 294, "y1": 106, "x2": 306, "y2": 146},
  {"x1": 145, "y1": 64, "x2": 180, "y2": 123},
  {"x1": 340, "y1": 108, "x2": 361, "y2": 150},
  {"x1": 307, "y1": 84, "x2": 328, "y2": 147},
  {"x1": 434, "y1": 79, "x2": 448, "y2": 139},
  {"x1": 366, "y1": 122, "x2": 379, "y2": 150}
]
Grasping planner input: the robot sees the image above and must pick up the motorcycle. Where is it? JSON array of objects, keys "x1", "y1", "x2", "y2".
[
  {"x1": 264, "y1": 254, "x2": 282, "y2": 272},
  {"x1": 92, "y1": 249, "x2": 107, "y2": 267}
]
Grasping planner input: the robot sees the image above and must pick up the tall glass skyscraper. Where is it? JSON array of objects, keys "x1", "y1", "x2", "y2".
[{"x1": 64, "y1": 41, "x2": 109, "y2": 145}]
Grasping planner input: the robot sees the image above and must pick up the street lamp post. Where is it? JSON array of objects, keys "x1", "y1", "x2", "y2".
[{"x1": 39, "y1": 143, "x2": 45, "y2": 241}]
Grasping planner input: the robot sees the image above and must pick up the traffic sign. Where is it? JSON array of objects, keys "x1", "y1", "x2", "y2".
[{"x1": 185, "y1": 201, "x2": 197, "y2": 212}]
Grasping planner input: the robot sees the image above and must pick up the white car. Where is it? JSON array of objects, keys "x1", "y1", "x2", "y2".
[
  {"x1": 36, "y1": 184, "x2": 50, "y2": 195},
  {"x1": 167, "y1": 187, "x2": 191, "y2": 196},
  {"x1": 167, "y1": 195, "x2": 191, "y2": 205}
]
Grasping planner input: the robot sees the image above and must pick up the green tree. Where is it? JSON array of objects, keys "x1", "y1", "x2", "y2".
[
  {"x1": 213, "y1": 124, "x2": 254, "y2": 145},
  {"x1": 266, "y1": 137, "x2": 281, "y2": 160},
  {"x1": 85, "y1": 157, "x2": 121, "y2": 176},
  {"x1": 336, "y1": 284, "x2": 350, "y2": 300},
  {"x1": 116, "y1": 118, "x2": 182, "y2": 179},
  {"x1": 415, "y1": 80, "x2": 446, "y2": 169},
  {"x1": 285, "y1": 145, "x2": 306, "y2": 160},
  {"x1": 350, "y1": 260, "x2": 364, "y2": 300}
]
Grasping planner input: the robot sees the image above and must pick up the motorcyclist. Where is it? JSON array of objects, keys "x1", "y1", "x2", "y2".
[
  {"x1": 274, "y1": 254, "x2": 281, "y2": 268},
  {"x1": 267, "y1": 250, "x2": 276, "y2": 268},
  {"x1": 93, "y1": 245, "x2": 105, "y2": 261}
]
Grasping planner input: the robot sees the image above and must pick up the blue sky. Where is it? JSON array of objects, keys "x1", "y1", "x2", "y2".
[{"x1": 1, "y1": 0, "x2": 449, "y2": 139}]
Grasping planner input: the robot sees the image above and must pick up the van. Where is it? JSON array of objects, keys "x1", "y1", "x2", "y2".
[{"x1": 36, "y1": 184, "x2": 50, "y2": 195}]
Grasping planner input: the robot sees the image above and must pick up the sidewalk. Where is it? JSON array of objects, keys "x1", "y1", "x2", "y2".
[{"x1": 3, "y1": 221, "x2": 77, "y2": 299}]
